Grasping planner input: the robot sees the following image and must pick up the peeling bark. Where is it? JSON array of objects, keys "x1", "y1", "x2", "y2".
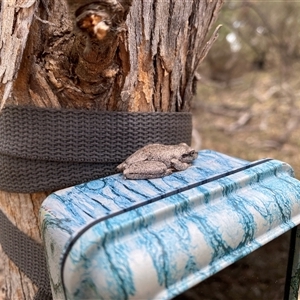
[
  {"x1": 1, "y1": 0, "x2": 223, "y2": 112},
  {"x1": 0, "y1": 0, "x2": 223, "y2": 298},
  {"x1": 0, "y1": 0, "x2": 38, "y2": 109}
]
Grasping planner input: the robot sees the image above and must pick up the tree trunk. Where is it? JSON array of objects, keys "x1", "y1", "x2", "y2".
[{"x1": 0, "y1": 0, "x2": 223, "y2": 299}]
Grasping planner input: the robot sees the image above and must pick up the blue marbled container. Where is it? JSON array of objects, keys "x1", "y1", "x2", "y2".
[{"x1": 40, "y1": 150, "x2": 300, "y2": 299}]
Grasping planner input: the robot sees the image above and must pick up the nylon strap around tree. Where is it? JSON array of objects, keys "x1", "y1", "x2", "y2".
[
  {"x1": 0, "y1": 209, "x2": 53, "y2": 300},
  {"x1": 0, "y1": 105, "x2": 192, "y2": 193},
  {"x1": 0, "y1": 105, "x2": 193, "y2": 300}
]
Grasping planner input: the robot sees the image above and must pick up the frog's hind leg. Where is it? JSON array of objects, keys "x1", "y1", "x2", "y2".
[
  {"x1": 170, "y1": 159, "x2": 191, "y2": 171},
  {"x1": 124, "y1": 161, "x2": 169, "y2": 179}
]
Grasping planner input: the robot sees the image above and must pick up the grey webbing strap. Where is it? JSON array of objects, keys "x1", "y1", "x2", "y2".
[
  {"x1": 0, "y1": 105, "x2": 192, "y2": 193},
  {"x1": 0, "y1": 209, "x2": 52, "y2": 300}
]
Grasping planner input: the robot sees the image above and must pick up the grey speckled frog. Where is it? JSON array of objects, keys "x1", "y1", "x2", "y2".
[{"x1": 117, "y1": 143, "x2": 198, "y2": 179}]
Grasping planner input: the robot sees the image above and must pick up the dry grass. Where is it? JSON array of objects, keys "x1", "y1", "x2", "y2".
[{"x1": 192, "y1": 69, "x2": 300, "y2": 177}]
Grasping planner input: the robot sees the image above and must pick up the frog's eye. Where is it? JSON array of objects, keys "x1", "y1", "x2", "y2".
[{"x1": 182, "y1": 151, "x2": 195, "y2": 158}]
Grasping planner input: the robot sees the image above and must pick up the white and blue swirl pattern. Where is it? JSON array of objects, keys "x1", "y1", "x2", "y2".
[{"x1": 40, "y1": 150, "x2": 300, "y2": 299}]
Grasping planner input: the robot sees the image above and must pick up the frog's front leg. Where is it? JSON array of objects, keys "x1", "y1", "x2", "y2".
[
  {"x1": 123, "y1": 161, "x2": 172, "y2": 180},
  {"x1": 170, "y1": 159, "x2": 191, "y2": 171}
]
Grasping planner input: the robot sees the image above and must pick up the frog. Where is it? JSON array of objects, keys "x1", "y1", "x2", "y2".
[{"x1": 117, "y1": 143, "x2": 198, "y2": 179}]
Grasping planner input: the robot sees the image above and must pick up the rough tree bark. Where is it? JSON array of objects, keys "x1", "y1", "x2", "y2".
[{"x1": 0, "y1": 0, "x2": 223, "y2": 299}]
